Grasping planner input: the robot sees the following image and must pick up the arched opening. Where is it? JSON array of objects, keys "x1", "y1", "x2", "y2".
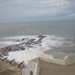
[
  {"x1": 30, "y1": 71, "x2": 33, "y2": 75},
  {"x1": 70, "y1": 57, "x2": 71, "y2": 59}
]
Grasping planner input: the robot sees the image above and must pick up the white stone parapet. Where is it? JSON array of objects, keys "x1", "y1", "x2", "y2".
[
  {"x1": 0, "y1": 53, "x2": 75, "y2": 66},
  {"x1": 40, "y1": 54, "x2": 65, "y2": 65},
  {"x1": 64, "y1": 54, "x2": 75, "y2": 65}
]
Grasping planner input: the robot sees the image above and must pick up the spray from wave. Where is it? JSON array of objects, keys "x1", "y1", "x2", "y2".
[{"x1": 0, "y1": 35, "x2": 75, "y2": 64}]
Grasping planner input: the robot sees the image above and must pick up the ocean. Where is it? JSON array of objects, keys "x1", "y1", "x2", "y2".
[
  {"x1": 0, "y1": 21, "x2": 75, "y2": 38},
  {"x1": 0, "y1": 21, "x2": 75, "y2": 62}
]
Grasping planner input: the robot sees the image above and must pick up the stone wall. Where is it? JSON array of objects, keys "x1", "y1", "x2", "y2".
[
  {"x1": 40, "y1": 53, "x2": 75, "y2": 65},
  {"x1": 1, "y1": 53, "x2": 75, "y2": 66},
  {"x1": 40, "y1": 54, "x2": 65, "y2": 65},
  {"x1": 64, "y1": 54, "x2": 75, "y2": 65}
]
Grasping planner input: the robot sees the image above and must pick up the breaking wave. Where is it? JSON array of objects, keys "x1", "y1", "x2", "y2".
[{"x1": 0, "y1": 35, "x2": 75, "y2": 64}]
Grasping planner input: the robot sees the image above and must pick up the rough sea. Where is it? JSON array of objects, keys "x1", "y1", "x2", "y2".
[{"x1": 0, "y1": 21, "x2": 75, "y2": 64}]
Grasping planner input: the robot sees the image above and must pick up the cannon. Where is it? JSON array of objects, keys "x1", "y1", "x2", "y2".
[
  {"x1": 18, "y1": 61, "x2": 24, "y2": 68},
  {"x1": 10, "y1": 59, "x2": 15, "y2": 64},
  {"x1": 2, "y1": 57, "x2": 7, "y2": 61}
]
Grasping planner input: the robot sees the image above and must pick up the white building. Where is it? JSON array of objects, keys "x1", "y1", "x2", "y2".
[{"x1": 22, "y1": 60, "x2": 40, "y2": 75}]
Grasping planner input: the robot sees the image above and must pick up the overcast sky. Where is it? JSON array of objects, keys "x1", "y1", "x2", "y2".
[{"x1": 0, "y1": 0, "x2": 75, "y2": 23}]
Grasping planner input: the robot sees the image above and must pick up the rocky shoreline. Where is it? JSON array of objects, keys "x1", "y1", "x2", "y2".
[{"x1": 0, "y1": 35, "x2": 46, "y2": 57}]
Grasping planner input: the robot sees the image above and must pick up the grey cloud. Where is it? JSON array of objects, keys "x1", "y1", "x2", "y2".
[{"x1": 0, "y1": 0, "x2": 75, "y2": 23}]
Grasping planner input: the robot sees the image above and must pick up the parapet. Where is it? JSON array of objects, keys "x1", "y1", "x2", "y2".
[
  {"x1": 39, "y1": 53, "x2": 75, "y2": 66},
  {"x1": 40, "y1": 54, "x2": 65, "y2": 65},
  {"x1": 64, "y1": 54, "x2": 75, "y2": 65},
  {"x1": 0, "y1": 53, "x2": 75, "y2": 67}
]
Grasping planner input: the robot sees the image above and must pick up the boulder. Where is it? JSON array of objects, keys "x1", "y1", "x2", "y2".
[{"x1": 21, "y1": 38, "x2": 28, "y2": 41}]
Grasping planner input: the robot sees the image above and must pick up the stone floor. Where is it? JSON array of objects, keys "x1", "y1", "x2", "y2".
[
  {"x1": 39, "y1": 60, "x2": 75, "y2": 75},
  {"x1": 0, "y1": 60, "x2": 25, "y2": 75},
  {"x1": 0, "y1": 60, "x2": 75, "y2": 75}
]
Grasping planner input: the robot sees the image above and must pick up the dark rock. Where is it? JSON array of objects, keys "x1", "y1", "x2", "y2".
[
  {"x1": 19, "y1": 46, "x2": 25, "y2": 50},
  {"x1": 15, "y1": 39, "x2": 20, "y2": 42},
  {"x1": 0, "y1": 53, "x2": 3, "y2": 57},
  {"x1": 28, "y1": 45, "x2": 33, "y2": 48},
  {"x1": 38, "y1": 35, "x2": 46, "y2": 38},
  {"x1": 21, "y1": 38, "x2": 28, "y2": 41},
  {"x1": 0, "y1": 43, "x2": 25, "y2": 56}
]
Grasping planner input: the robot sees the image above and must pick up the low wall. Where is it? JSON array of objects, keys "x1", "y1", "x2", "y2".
[
  {"x1": 40, "y1": 54, "x2": 65, "y2": 65},
  {"x1": 0, "y1": 53, "x2": 75, "y2": 66},
  {"x1": 40, "y1": 53, "x2": 75, "y2": 66},
  {"x1": 64, "y1": 54, "x2": 75, "y2": 65}
]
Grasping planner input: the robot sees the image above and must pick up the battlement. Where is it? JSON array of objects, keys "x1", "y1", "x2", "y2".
[{"x1": 39, "y1": 53, "x2": 75, "y2": 65}]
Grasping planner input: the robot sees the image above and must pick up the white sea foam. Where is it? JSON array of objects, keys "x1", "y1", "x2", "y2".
[
  {"x1": 0, "y1": 35, "x2": 75, "y2": 64},
  {"x1": 0, "y1": 41, "x2": 21, "y2": 48},
  {"x1": 7, "y1": 47, "x2": 42, "y2": 65}
]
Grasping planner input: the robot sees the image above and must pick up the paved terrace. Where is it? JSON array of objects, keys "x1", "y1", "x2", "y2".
[
  {"x1": 0, "y1": 60, "x2": 25, "y2": 75},
  {"x1": 39, "y1": 60, "x2": 75, "y2": 75},
  {"x1": 0, "y1": 60, "x2": 75, "y2": 75}
]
